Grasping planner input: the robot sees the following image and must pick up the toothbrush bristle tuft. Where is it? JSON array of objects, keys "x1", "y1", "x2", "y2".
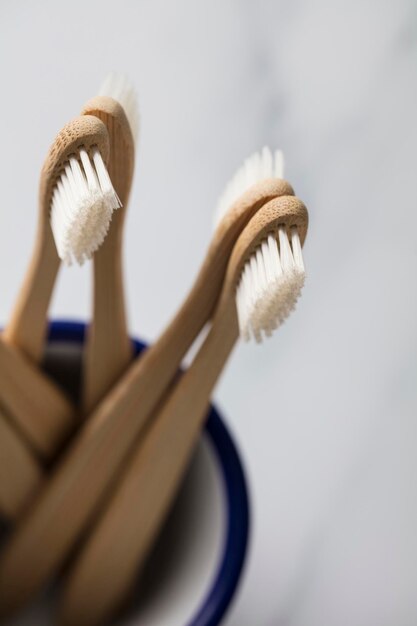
[
  {"x1": 235, "y1": 225, "x2": 305, "y2": 343},
  {"x1": 50, "y1": 148, "x2": 121, "y2": 265},
  {"x1": 214, "y1": 147, "x2": 284, "y2": 227},
  {"x1": 99, "y1": 72, "x2": 139, "y2": 142}
]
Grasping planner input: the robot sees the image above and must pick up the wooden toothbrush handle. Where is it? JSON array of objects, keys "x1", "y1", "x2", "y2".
[
  {"x1": 0, "y1": 407, "x2": 43, "y2": 520},
  {"x1": 0, "y1": 338, "x2": 74, "y2": 460},
  {"x1": 82, "y1": 212, "x2": 132, "y2": 413},
  {"x1": 3, "y1": 225, "x2": 59, "y2": 363},
  {"x1": 82, "y1": 99, "x2": 134, "y2": 414},
  {"x1": 60, "y1": 300, "x2": 238, "y2": 626}
]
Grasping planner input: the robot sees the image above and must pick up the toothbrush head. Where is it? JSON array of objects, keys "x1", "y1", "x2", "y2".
[
  {"x1": 81, "y1": 74, "x2": 137, "y2": 210},
  {"x1": 214, "y1": 147, "x2": 284, "y2": 228},
  {"x1": 227, "y1": 193, "x2": 308, "y2": 343},
  {"x1": 43, "y1": 115, "x2": 121, "y2": 265},
  {"x1": 214, "y1": 148, "x2": 307, "y2": 342}
]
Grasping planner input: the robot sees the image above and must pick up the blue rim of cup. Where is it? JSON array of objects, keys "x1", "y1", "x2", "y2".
[{"x1": 47, "y1": 320, "x2": 250, "y2": 626}]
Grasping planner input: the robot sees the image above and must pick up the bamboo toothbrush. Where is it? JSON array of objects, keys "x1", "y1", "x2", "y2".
[
  {"x1": 0, "y1": 75, "x2": 138, "y2": 518},
  {"x1": 0, "y1": 86, "x2": 121, "y2": 463},
  {"x1": 0, "y1": 115, "x2": 113, "y2": 519},
  {"x1": 3, "y1": 113, "x2": 119, "y2": 361},
  {"x1": 0, "y1": 408, "x2": 43, "y2": 520},
  {"x1": 0, "y1": 337, "x2": 74, "y2": 461},
  {"x1": 0, "y1": 150, "x2": 293, "y2": 617},
  {"x1": 0, "y1": 82, "x2": 123, "y2": 457},
  {"x1": 81, "y1": 74, "x2": 138, "y2": 413},
  {"x1": 60, "y1": 189, "x2": 308, "y2": 626}
]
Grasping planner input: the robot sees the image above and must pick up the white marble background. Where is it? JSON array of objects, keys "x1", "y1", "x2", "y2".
[{"x1": 0, "y1": 1, "x2": 416, "y2": 624}]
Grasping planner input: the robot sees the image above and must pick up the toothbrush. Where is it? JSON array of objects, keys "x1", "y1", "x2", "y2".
[
  {"x1": 60, "y1": 191, "x2": 308, "y2": 626},
  {"x1": 0, "y1": 150, "x2": 293, "y2": 616},
  {"x1": 81, "y1": 74, "x2": 138, "y2": 413},
  {"x1": 0, "y1": 73, "x2": 136, "y2": 515},
  {"x1": 0, "y1": 82, "x2": 124, "y2": 457},
  {"x1": 0, "y1": 115, "x2": 113, "y2": 518}
]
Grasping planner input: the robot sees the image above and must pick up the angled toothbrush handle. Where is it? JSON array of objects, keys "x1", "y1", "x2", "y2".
[
  {"x1": 0, "y1": 408, "x2": 43, "y2": 520},
  {"x1": 0, "y1": 335, "x2": 74, "y2": 519},
  {"x1": 81, "y1": 98, "x2": 134, "y2": 414},
  {"x1": 60, "y1": 298, "x2": 238, "y2": 626},
  {"x1": 3, "y1": 222, "x2": 59, "y2": 363},
  {"x1": 0, "y1": 116, "x2": 112, "y2": 520},
  {"x1": 0, "y1": 338, "x2": 74, "y2": 460}
]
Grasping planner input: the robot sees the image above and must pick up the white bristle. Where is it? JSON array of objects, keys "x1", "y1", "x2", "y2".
[
  {"x1": 235, "y1": 225, "x2": 305, "y2": 342},
  {"x1": 214, "y1": 147, "x2": 305, "y2": 342},
  {"x1": 98, "y1": 72, "x2": 139, "y2": 142},
  {"x1": 214, "y1": 147, "x2": 285, "y2": 228},
  {"x1": 50, "y1": 149, "x2": 121, "y2": 265}
]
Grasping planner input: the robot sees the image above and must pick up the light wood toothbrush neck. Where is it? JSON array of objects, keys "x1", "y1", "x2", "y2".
[
  {"x1": 81, "y1": 97, "x2": 135, "y2": 413},
  {"x1": 3, "y1": 226, "x2": 60, "y2": 363},
  {"x1": 3, "y1": 116, "x2": 110, "y2": 363}
]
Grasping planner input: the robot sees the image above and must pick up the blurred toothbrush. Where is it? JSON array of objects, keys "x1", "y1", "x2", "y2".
[
  {"x1": 81, "y1": 74, "x2": 139, "y2": 413},
  {"x1": 0, "y1": 114, "x2": 114, "y2": 517}
]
